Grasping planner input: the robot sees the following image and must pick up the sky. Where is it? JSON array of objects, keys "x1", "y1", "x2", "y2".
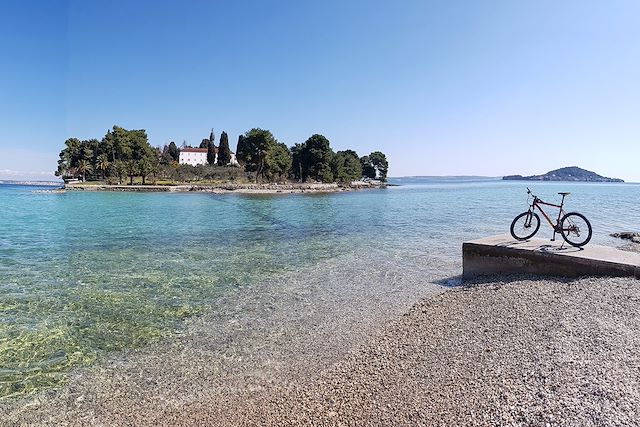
[{"x1": 1, "y1": 0, "x2": 639, "y2": 181}]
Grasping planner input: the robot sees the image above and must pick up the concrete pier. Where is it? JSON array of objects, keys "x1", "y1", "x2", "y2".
[{"x1": 463, "y1": 234, "x2": 640, "y2": 279}]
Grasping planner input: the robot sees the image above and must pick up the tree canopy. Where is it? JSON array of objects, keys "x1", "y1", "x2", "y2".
[
  {"x1": 299, "y1": 134, "x2": 335, "y2": 183},
  {"x1": 332, "y1": 150, "x2": 363, "y2": 183},
  {"x1": 368, "y1": 151, "x2": 389, "y2": 181},
  {"x1": 264, "y1": 143, "x2": 292, "y2": 181},
  {"x1": 235, "y1": 128, "x2": 278, "y2": 181},
  {"x1": 55, "y1": 126, "x2": 156, "y2": 181}
]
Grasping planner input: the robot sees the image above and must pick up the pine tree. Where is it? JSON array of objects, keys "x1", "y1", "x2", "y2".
[
  {"x1": 236, "y1": 129, "x2": 277, "y2": 182},
  {"x1": 368, "y1": 151, "x2": 389, "y2": 181},
  {"x1": 360, "y1": 155, "x2": 376, "y2": 179},
  {"x1": 300, "y1": 134, "x2": 334, "y2": 182}
]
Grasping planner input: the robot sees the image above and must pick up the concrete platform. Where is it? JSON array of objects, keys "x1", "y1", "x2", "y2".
[{"x1": 463, "y1": 234, "x2": 640, "y2": 279}]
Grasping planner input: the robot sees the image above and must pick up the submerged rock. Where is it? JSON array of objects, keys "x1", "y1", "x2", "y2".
[{"x1": 611, "y1": 232, "x2": 640, "y2": 243}]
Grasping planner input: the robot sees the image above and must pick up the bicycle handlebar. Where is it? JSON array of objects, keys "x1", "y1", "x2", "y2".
[{"x1": 526, "y1": 187, "x2": 537, "y2": 200}]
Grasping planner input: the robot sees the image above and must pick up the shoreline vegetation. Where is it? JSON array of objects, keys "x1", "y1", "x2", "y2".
[
  {"x1": 54, "y1": 125, "x2": 389, "y2": 189},
  {"x1": 64, "y1": 181, "x2": 385, "y2": 193}
]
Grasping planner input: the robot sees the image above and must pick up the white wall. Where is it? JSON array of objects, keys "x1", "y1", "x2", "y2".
[{"x1": 179, "y1": 151, "x2": 208, "y2": 166}]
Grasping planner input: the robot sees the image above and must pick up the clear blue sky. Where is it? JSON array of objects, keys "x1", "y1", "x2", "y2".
[{"x1": 1, "y1": 0, "x2": 639, "y2": 181}]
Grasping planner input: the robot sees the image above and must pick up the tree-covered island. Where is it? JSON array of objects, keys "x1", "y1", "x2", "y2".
[{"x1": 55, "y1": 126, "x2": 388, "y2": 189}]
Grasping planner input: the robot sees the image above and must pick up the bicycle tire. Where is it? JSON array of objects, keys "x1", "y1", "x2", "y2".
[
  {"x1": 510, "y1": 211, "x2": 541, "y2": 241},
  {"x1": 560, "y1": 212, "x2": 592, "y2": 247}
]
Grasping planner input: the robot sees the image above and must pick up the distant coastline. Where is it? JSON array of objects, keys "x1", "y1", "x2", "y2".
[
  {"x1": 388, "y1": 176, "x2": 501, "y2": 183},
  {"x1": 0, "y1": 180, "x2": 62, "y2": 187}
]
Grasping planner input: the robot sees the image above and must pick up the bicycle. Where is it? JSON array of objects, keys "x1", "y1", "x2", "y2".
[{"x1": 510, "y1": 187, "x2": 592, "y2": 247}]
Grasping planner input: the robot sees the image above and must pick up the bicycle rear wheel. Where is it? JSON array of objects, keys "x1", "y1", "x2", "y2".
[
  {"x1": 560, "y1": 212, "x2": 592, "y2": 247},
  {"x1": 510, "y1": 211, "x2": 540, "y2": 240}
]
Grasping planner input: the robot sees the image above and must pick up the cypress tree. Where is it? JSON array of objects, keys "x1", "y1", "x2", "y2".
[
  {"x1": 206, "y1": 129, "x2": 217, "y2": 165},
  {"x1": 217, "y1": 131, "x2": 232, "y2": 166},
  {"x1": 168, "y1": 141, "x2": 179, "y2": 161},
  {"x1": 207, "y1": 139, "x2": 216, "y2": 165},
  {"x1": 236, "y1": 135, "x2": 247, "y2": 164}
]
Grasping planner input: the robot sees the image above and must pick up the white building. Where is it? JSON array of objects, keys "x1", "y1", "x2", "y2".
[
  {"x1": 179, "y1": 147, "x2": 240, "y2": 167},
  {"x1": 179, "y1": 148, "x2": 210, "y2": 166},
  {"x1": 229, "y1": 152, "x2": 239, "y2": 166}
]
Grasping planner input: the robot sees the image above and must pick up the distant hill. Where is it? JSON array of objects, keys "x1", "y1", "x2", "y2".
[{"x1": 503, "y1": 167, "x2": 624, "y2": 183}]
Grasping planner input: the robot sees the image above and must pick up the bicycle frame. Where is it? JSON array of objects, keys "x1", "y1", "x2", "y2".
[
  {"x1": 530, "y1": 197, "x2": 564, "y2": 231},
  {"x1": 526, "y1": 191, "x2": 572, "y2": 242}
]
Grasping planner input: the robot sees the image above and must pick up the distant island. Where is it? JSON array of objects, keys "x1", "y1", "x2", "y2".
[
  {"x1": 54, "y1": 125, "x2": 389, "y2": 189},
  {"x1": 503, "y1": 166, "x2": 624, "y2": 183}
]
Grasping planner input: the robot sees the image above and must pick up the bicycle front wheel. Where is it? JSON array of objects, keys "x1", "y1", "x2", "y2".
[
  {"x1": 510, "y1": 211, "x2": 540, "y2": 241},
  {"x1": 560, "y1": 212, "x2": 592, "y2": 247}
]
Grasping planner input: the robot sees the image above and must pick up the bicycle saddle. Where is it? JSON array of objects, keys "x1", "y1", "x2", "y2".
[{"x1": 558, "y1": 192, "x2": 570, "y2": 196}]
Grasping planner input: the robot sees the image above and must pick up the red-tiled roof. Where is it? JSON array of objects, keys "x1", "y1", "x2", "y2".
[{"x1": 180, "y1": 148, "x2": 208, "y2": 153}]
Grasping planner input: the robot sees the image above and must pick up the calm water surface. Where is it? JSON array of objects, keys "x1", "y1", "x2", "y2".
[{"x1": 1, "y1": 179, "x2": 639, "y2": 397}]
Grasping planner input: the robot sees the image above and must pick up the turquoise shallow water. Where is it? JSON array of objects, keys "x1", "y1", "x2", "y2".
[{"x1": 1, "y1": 179, "x2": 639, "y2": 397}]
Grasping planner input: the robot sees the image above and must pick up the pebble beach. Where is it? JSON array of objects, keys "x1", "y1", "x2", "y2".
[{"x1": 4, "y1": 272, "x2": 640, "y2": 426}]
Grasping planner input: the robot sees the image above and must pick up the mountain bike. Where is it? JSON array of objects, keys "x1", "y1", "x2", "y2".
[{"x1": 510, "y1": 187, "x2": 592, "y2": 247}]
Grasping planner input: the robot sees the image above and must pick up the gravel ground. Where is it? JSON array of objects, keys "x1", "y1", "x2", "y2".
[
  {"x1": 3, "y1": 270, "x2": 640, "y2": 426},
  {"x1": 237, "y1": 276, "x2": 640, "y2": 427}
]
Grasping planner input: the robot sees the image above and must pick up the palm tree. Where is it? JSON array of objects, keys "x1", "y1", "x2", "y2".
[
  {"x1": 76, "y1": 159, "x2": 93, "y2": 182},
  {"x1": 125, "y1": 160, "x2": 137, "y2": 185},
  {"x1": 114, "y1": 160, "x2": 127, "y2": 185},
  {"x1": 149, "y1": 161, "x2": 160, "y2": 185},
  {"x1": 96, "y1": 154, "x2": 110, "y2": 179},
  {"x1": 138, "y1": 157, "x2": 152, "y2": 185}
]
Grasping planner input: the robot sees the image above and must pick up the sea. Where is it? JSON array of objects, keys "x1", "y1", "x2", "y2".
[{"x1": 1, "y1": 178, "x2": 639, "y2": 399}]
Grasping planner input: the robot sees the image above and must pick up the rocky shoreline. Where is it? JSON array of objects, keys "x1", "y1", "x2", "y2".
[
  {"x1": 64, "y1": 182, "x2": 385, "y2": 194},
  {"x1": 612, "y1": 232, "x2": 640, "y2": 253}
]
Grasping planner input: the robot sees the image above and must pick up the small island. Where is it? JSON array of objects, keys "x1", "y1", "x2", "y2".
[
  {"x1": 503, "y1": 166, "x2": 624, "y2": 183},
  {"x1": 55, "y1": 126, "x2": 389, "y2": 193}
]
